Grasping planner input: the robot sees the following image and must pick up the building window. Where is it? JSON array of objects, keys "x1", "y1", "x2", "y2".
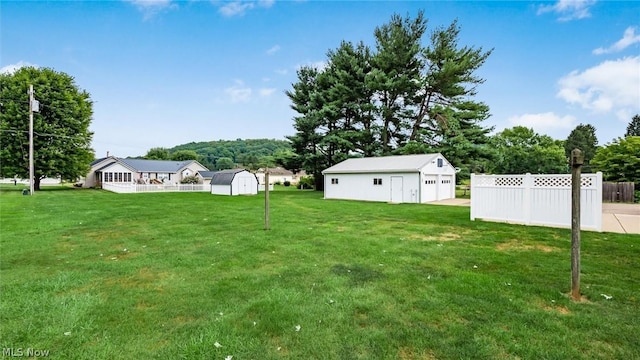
[
  {"x1": 425, "y1": 179, "x2": 436, "y2": 185},
  {"x1": 331, "y1": 178, "x2": 339, "y2": 184},
  {"x1": 437, "y1": 158, "x2": 443, "y2": 167},
  {"x1": 373, "y1": 178, "x2": 382, "y2": 185}
]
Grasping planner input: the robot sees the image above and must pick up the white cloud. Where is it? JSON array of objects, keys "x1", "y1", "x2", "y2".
[
  {"x1": 266, "y1": 45, "x2": 281, "y2": 55},
  {"x1": 274, "y1": 69, "x2": 288, "y2": 75},
  {"x1": 557, "y1": 56, "x2": 640, "y2": 120},
  {"x1": 0, "y1": 61, "x2": 37, "y2": 74},
  {"x1": 593, "y1": 27, "x2": 640, "y2": 55},
  {"x1": 225, "y1": 80, "x2": 252, "y2": 103},
  {"x1": 537, "y1": 0, "x2": 596, "y2": 22},
  {"x1": 508, "y1": 112, "x2": 577, "y2": 132},
  {"x1": 218, "y1": 0, "x2": 274, "y2": 17},
  {"x1": 259, "y1": 88, "x2": 276, "y2": 97},
  {"x1": 125, "y1": 0, "x2": 178, "y2": 19}
]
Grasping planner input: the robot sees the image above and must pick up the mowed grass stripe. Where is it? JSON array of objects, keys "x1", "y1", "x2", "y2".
[{"x1": 1, "y1": 186, "x2": 638, "y2": 359}]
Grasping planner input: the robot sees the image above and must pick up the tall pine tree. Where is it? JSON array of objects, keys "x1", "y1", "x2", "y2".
[{"x1": 286, "y1": 12, "x2": 494, "y2": 187}]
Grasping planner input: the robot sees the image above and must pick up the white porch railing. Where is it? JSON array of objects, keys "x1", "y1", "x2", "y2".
[
  {"x1": 470, "y1": 173, "x2": 602, "y2": 231},
  {"x1": 102, "y1": 182, "x2": 209, "y2": 194}
]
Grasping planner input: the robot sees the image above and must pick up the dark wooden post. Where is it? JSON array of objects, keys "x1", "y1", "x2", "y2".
[
  {"x1": 571, "y1": 149, "x2": 583, "y2": 301},
  {"x1": 264, "y1": 171, "x2": 270, "y2": 230}
]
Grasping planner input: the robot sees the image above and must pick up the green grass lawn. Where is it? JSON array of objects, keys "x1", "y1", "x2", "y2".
[{"x1": 1, "y1": 186, "x2": 638, "y2": 359}]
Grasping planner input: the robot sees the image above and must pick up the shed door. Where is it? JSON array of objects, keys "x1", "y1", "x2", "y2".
[
  {"x1": 238, "y1": 177, "x2": 250, "y2": 195},
  {"x1": 390, "y1": 176, "x2": 403, "y2": 203}
]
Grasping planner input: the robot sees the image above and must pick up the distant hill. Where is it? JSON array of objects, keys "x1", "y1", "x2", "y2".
[{"x1": 170, "y1": 138, "x2": 291, "y2": 170}]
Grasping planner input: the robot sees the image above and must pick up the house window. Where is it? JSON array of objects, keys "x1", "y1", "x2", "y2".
[
  {"x1": 437, "y1": 158, "x2": 443, "y2": 167},
  {"x1": 425, "y1": 180, "x2": 436, "y2": 185},
  {"x1": 373, "y1": 178, "x2": 382, "y2": 185},
  {"x1": 126, "y1": 173, "x2": 132, "y2": 182},
  {"x1": 331, "y1": 178, "x2": 339, "y2": 185},
  {"x1": 108, "y1": 173, "x2": 113, "y2": 182}
]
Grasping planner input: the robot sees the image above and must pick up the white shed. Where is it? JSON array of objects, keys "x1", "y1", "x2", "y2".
[
  {"x1": 322, "y1": 154, "x2": 456, "y2": 203},
  {"x1": 210, "y1": 169, "x2": 259, "y2": 196}
]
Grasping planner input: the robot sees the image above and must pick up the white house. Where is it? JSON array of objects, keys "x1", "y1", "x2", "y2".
[
  {"x1": 322, "y1": 154, "x2": 456, "y2": 203},
  {"x1": 210, "y1": 169, "x2": 259, "y2": 196},
  {"x1": 255, "y1": 167, "x2": 307, "y2": 185},
  {"x1": 83, "y1": 157, "x2": 209, "y2": 188}
]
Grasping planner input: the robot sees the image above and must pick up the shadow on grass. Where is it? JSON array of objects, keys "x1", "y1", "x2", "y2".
[{"x1": 331, "y1": 264, "x2": 384, "y2": 286}]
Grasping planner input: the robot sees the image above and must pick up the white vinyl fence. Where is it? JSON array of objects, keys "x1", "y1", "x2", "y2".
[
  {"x1": 470, "y1": 173, "x2": 602, "y2": 231},
  {"x1": 102, "y1": 182, "x2": 209, "y2": 194}
]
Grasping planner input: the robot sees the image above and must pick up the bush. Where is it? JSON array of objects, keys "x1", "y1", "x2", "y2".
[
  {"x1": 296, "y1": 176, "x2": 314, "y2": 189},
  {"x1": 180, "y1": 175, "x2": 202, "y2": 184},
  {"x1": 635, "y1": 190, "x2": 640, "y2": 204},
  {"x1": 283, "y1": 181, "x2": 291, "y2": 187}
]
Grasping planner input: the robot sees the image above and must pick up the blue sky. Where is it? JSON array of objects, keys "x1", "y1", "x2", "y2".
[{"x1": 2, "y1": 0, "x2": 639, "y2": 158}]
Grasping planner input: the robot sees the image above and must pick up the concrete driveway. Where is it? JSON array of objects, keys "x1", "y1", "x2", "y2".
[
  {"x1": 602, "y1": 203, "x2": 640, "y2": 234},
  {"x1": 428, "y1": 198, "x2": 640, "y2": 234}
]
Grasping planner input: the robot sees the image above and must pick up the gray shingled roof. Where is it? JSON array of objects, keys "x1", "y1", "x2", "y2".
[
  {"x1": 119, "y1": 158, "x2": 196, "y2": 172},
  {"x1": 322, "y1": 154, "x2": 441, "y2": 174},
  {"x1": 210, "y1": 169, "x2": 248, "y2": 185},
  {"x1": 198, "y1": 171, "x2": 217, "y2": 179}
]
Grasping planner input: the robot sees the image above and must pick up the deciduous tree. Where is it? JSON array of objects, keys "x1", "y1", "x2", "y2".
[
  {"x1": 170, "y1": 149, "x2": 199, "y2": 161},
  {"x1": 591, "y1": 136, "x2": 640, "y2": 186},
  {"x1": 0, "y1": 67, "x2": 94, "y2": 190},
  {"x1": 489, "y1": 126, "x2": 567, "y2": 174},
  {"x1": 144, "y1": 147, "x2": 170, "y2": 160}
]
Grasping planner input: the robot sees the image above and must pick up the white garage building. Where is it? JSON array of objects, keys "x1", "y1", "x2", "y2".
[
  {"x1": 322, "y1": 154, "x2": 456, "y2": 203},
  {"x1": 210, "y1": 169, "x2": 259, "y2": 196}
]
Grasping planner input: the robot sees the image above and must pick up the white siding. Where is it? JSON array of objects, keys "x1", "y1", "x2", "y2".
[
  {"x1": 211, "y1": 184, "x2": 231, "y2": 195},
  {"x1": 324, "y1": 172, "x2": 420, "y2": 203},
  {"x1": 323, "y1": 154, "x2": 456, "y2": 204}
]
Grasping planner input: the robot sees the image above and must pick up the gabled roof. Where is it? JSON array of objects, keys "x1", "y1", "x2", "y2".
[
  {"x1": 322, "y1": 154, "x2": 442, "y2": 174},
  {"x1": 119, "y1": 158, "x2": 198, "y2": 172},
  {"x1": 210, "y1": 169, "x2": 250, "y2": 185},
  {"x1": 91, "y1": 156, "x2": 208, "y2": 173}
]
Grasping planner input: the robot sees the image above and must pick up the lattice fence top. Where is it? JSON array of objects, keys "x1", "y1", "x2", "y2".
[
  {"x1": 473, "y1": 174, "x2": 598, "y2": 188},
  {"x1": 495, "y1": 177, "x2": 524, "y2": 187},
  {"x1": 532, "y1": 175, "x2": 595, "y2": 188},
  {"x1": 474, "y1": 176, "x2": 524, "y2": 187},
  {"x1": 533, "y1": 176, "x2": 571, "y2": 188}
]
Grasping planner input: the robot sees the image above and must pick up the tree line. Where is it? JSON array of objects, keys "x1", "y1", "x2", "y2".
[{"x1": 139, "y1": 138, "x2": 291, "y2": 171}]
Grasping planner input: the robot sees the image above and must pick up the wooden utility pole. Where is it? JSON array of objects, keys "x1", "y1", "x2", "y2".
[
  {"x1": 571, "y1": 148, "x2": 583, "y2": 301},
  {"x1": 28, "y1": 84, "x2": 34, "y2": 196},
  {"x1": 264, "y1": 171, "x2": 270, "y2": 230}
]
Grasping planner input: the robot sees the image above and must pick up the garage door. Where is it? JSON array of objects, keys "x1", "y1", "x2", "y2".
[
  {"x1": 440, "y1": 175, "x2": 453, "y2": 199},
  {"x1": 423, "y1": 175, "x2": 437, "y2": 202}
]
